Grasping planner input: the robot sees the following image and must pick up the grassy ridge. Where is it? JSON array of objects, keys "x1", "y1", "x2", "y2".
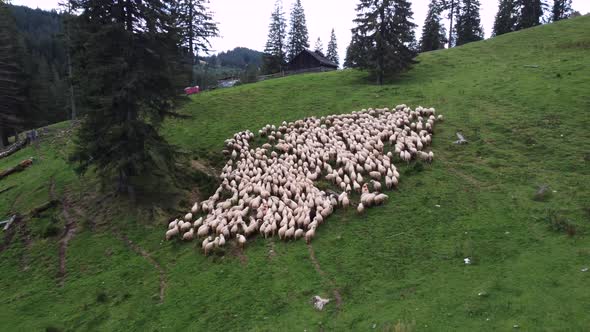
[{"x1": 0, "y1": 16, "x2": 589, "y2": 331}]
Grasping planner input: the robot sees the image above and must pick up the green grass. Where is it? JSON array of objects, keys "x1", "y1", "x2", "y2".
[{"x1": 1, "y1": 16, "x2": 590, "y2": 331}]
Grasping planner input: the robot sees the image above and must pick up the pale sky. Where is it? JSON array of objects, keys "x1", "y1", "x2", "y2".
[{"x1": 11, "y1": 0, "x2": 590, "y2": 65}]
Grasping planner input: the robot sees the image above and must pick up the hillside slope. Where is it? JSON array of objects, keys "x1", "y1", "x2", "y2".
[{"x1": 1, "y1": 16, "x2": 589, "y2": 331}]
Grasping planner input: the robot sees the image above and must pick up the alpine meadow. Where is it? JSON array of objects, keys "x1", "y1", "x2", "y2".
[{"x1": 0, "y1": 1, "x2": 589, "y2": 331}]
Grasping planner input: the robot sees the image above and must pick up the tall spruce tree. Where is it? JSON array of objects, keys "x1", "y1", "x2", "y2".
[
  {"x1": 348, "y1": 0, "x2": 417, "y2": 85},
  {"x1": 518, "y1": 0, "x2": 545, "y2": 29},
  {"x1": 420, "y1": 0, "x2": 448, "y2": 52},
  {"x1": 287, "y1": 0, "x2": 309, "y2": 60},
  {"x1": 552, "y1": 0, "x2": 572, "y2": 21},
  {"x1": 455, "y1": 0, "x2": 484, "y2": 46},
  {"x1": 441, "y1": 0, "x2": 460, "y2": 47},
  {"x1": 326, "y1": 28, "x2": 339, "y2": 66},
  {"x1": 493, "y1": 0, "x2": 518, "y2": 36},
  {"x1": 262, "y1": 0, "x2": 287, "y2": 74},
  {"x1": 68, "y1": 0, "x2": 183, "y2": 196},
  {"x1": 62, "y1": 2, "x2": 77, "y2": 121},
  {"x1": 314, "y1": 37, "x2": 323, "y2": 54},
  {"x1": 0, "y1": 3, "x2": 27, "y2": 147},
  {"x1": 174, "y1": 0, "x2": 218, "y2": 84}
]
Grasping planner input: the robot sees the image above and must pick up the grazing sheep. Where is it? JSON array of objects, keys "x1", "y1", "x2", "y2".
[
  {"x1": 182, "y1": 228, "x2": 195, "y2": 241},
  {"x1": 374, "y1": 194, "x2": 389, "y2": 205},
  {"x1": 166, "y1": 105, "x2": 443, "y2": 253},
  {"x1": 166, "y1": 226, "x2": 180, "y2": 240},
  {"x1": 193, "y1": 217, "x2": 203, "y2": 228},
  {"x1": 357, "y1": 203, "x2": 365, "y2": 214},
  {"x1": 237, "y1": 234, "x2": 247, "y2": 248},
  {"x1": 371, "y1": 180, "x2": 382, "y2": 192},
  {"x1": 305, "y1": 227, "x2": 316, "y2": 244},
  {"x1": 204, "y1": 241, "x2": 215, "y2": 255},
  {"x1": 168, "y1": 219, "x2": 178, "y2": 230},
  {"x1": 294, "y1": 228, "x2": 304, "y2": 239}
]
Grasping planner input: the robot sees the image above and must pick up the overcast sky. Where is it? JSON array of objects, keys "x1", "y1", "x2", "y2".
[{"x1": 11, "y1": 0, "x2": 590, "y2": 65}]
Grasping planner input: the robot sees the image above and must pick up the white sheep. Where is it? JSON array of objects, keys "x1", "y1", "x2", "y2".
[
  {"x1": 357, "y1": 203, "x2": 365, "y2": 214},
  {"x1": 167, "y1": 105, "x2": 443, "y2": 253},
  {"x1": 237, "y1": 234, "x2": 247, "y2": 248},
  {"x1": 165, "y1": 226, "x2": 179, "y2": 240},
  {"x1": 182, "y1": 228, "x2": 195, "y2": 241}
]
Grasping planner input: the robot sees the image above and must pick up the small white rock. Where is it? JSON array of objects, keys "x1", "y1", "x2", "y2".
[{"x1": 464, "y1": 258, "x2": 472, "y2": 265}]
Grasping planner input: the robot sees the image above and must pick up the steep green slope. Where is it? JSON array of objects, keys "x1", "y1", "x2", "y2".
[{"x1": 1, "y1": 16, "x2": 589, "y2": 331}]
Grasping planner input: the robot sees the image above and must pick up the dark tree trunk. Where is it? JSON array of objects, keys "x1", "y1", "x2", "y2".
[
  {"x1": 449, "y1": 0, "x2": 455, "y2": 48},
  {"x1": 66, "y1": 15, "x2": 76, "y2": 121},
  {"x1": 0, "y1": 127, "x2": 8, "y2": 148},
  {"x1": 377, "y1": 4, "x2": 386, "y2": 85}
]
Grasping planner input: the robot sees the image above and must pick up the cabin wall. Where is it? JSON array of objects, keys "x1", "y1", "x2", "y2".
[{"x1": 288, "y1": 53, "x2": 322, "y2": 71}]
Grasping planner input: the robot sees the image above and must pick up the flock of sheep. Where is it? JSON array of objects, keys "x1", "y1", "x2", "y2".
[{"x1": 165, "y1": 105, "x2": 443, "y2": 254}]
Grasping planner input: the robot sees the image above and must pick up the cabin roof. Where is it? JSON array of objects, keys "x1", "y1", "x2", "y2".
[{"x1": 290, "y1": 49, "x2": 339, "y2": 68}]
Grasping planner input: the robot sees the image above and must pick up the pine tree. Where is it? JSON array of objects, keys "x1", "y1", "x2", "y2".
[
  {"x1": 0, "y1": 3, "x2": 27, "y2": 147},
  {"x1": 262, "y1": 0, "x2": 287, "y2": 74},
  {"x1": 287, "y1": 0, "x2": 309, "y2": 61},
  {"x1": 348, "y1": 0, "x2": 417, "y2": 85},
  {"x1": 174, "y1": 0, "x2": 218, "y2": 84},
  {"x1": 441, "y1": 0, "x2": 460, "y2": 47},
  {"x1": 62, "y1": 3, "x2": 77, "y2": 121},
  {"x1": 493, "y1": 0, "x2": 518, "y2": 36},
  {"x1": 326, "y1": 28, "x2": 339, "y2": 66},
  {"x1": 455, "y1": 0, "x2": 484, "y2": 46},
  {"x1": 68, "y1": 0, "x2": 183, "y2": 196},
  {"x1": 314, "y1": 37, "x2": 323, "y2": 55},
  {"x1": 552, "y1": 0, "x2": 572, "y2": 21},
  {"x1": 420, "y1": 0, "x2": 448, "y2": 52},
  {"x1": 518, "y1": 0, "x2": 545, "y2": 29},
  {"x1": 344, "y1": 32, "x2": 370, "y2": 69}
]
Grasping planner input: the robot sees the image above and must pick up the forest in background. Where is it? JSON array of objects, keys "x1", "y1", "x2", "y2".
[
  {"x1": 9, "y1": 5, "x2": 69, "y2": 129},
  {"x1": 6, "y1": 5, "x2": 264, "y2": 129}
]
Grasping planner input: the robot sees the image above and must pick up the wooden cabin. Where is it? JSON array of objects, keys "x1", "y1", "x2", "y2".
[{"x1": 287, "y1": 49, "x2": 338, "y2": 73}]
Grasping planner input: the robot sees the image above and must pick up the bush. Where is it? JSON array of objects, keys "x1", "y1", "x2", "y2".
[
  {"x1": 533, "y1": 185, "x2": 552, "y2": 202},
  {"x1": 42, "y1": 224, "x2": 60, "y2": 238},
  {"x1": 45, "y1": 326, "x2": 62, "y2": 332},
  {"x1": 96, "y1": 291, "x2": 108, "y2": 303},
  {"x1": 546, "y1": 210, "x2": 576, "y2": 237}
]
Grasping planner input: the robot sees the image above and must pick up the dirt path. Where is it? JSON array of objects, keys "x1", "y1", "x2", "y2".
[
  {"x1": 57, "y1": 197, "x2": 77, "y2": 287},
  {"x1": 32, "y1": 140, "x2": 44, "y2": 161},
  {"x1": 119, "y1": 234, "x2": 167, "y2": 303},
  {"x1": 306, "y1": 243, "x2": 343, "y2": 310},
  {"x1": 17, "y1": 217, "x2": 32, "y2": 271},
  {"x1": 0, "y1": 217, "x2": 18, "y2": 254},
  {"x1": 190, "y1": 159, "x2": 219, "y2": 178},
  {"x1": 267, "y1": 239, "x2": 276, "y2": 260},
  {"x1": 49, "y1": 176, "x2": 56, "y2": 200},
  {"x1": 231, "y1": 244, "x2": 248, "y2": 266}
]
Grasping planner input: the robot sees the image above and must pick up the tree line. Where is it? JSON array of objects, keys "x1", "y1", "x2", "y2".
[
  {"x1": 262, "y1": 0, "x2": 339, "y2": 75},
  {"x1": 420, "y1": 0, "x2": 575, "y2": 53},
  {"x1": 0, "y1": 4, "x2": 70, "y2": 147},
  {"x1": 1, "y1": 0, "x2": 218, "y2": 196},
  {"x1": 343, "y1": 0, "x2": 577, "y2": 84}
]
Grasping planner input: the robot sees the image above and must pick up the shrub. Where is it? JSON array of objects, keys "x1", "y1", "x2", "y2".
[
  {"x1": 96, "y1": 291, "x2": 108, "y2": 303},
  {"x1": 546, "y1": 210, "x2": 576, "y2": 237}
]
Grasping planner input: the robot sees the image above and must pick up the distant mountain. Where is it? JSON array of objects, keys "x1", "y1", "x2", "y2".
[{"x1": 200, "y1": 47, "x2": 263, "y2": 69}]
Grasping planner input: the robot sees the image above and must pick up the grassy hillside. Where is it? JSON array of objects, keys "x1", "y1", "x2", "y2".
[{"x1": 1, "y1": 16, "x2": 589, "y2": 331}]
